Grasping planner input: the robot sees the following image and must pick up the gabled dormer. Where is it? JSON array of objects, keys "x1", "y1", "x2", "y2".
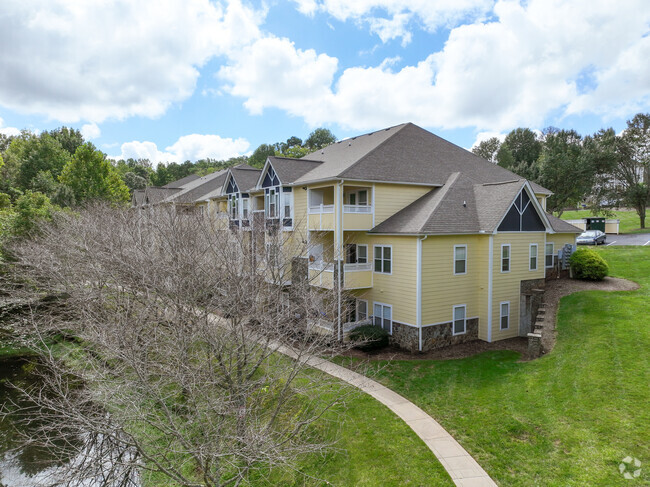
[
  {"x1": 257, "y1": 158, "x2": 294, "y2": 229},
  {"x1": 496, "y1": 183, "x2": 550, "y2": 233}
]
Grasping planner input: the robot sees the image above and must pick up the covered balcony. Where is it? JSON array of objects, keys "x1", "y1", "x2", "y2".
[
  {"x1": 308, "y1": 187, "x2": 335, "y2": 230},
  {"x1": 343, "y1": 186, "x2": 373, "y2": 230}
]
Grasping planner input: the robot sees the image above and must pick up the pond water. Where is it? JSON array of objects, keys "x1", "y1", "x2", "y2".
[
  {"x1": 0, "y1": 358, "x2": 141, "y2": 487},
  {"x1": 0, "y1": 358, "x2": 67, "y2": 486}
]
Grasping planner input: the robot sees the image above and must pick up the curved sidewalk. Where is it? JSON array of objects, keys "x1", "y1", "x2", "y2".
[{"x1": 301, "y1": 353, "x2": 498, "y2": 487}]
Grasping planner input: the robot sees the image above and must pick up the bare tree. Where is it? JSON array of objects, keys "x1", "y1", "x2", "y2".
[{"x1": 1, "y1": 203, "x2": 358, "y2": 486}]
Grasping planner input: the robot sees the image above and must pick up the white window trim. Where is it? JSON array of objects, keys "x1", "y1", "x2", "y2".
[
  {"x1": 453, "y1": 244, "x2": 467, "y2": 275},
  {"x1": 357, "y1": 299, "x2": 368, "y2": 321},
  {"x1": 373, "y1": 245, "x2": 393, "y2": 275},
  {"x1": 500, "y1": 301, "x2": 510, "y2": 330},
  {"x1": 346, "y1": 188, "x2": 370, "y2": 206},
  {"x1": 452, "y1": 304, "x2": 467, "y2": 336},
  {"x1": 545, "y1": 242, "x2": 555, "y2": 269},
  {"x1": 529, "y1": 243, "x2": 538, "y2": 271},
  {"x1": 357, "y1": 244, "x2": 368, "y2": 264},
  {"x1": 501, "y1": 244, "x2": 511, "y2": 273},
  {"x1": 373, "y1": 301, "x2": 393, "y2": 335}
]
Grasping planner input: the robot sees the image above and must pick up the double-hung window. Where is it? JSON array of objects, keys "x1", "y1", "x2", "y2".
[
  {"x1": 454, "y1": 245, "x2": 467, "y2": 275},
  {"x1": 373, "y1": 303, "x2": 392, "y2": 334},
  {"x1": 545, "y1": 243, "x2": 555, "y2": 268},
  {"x1": 529, "y1": 244, "x2": 538, "y2": 271},
  {"x1": 453, "y1": 305, "x2": 466, "y2": 335},
  {"x1": 373, "y1": 245, "x2": 392, "y2": 274},
  {"x1": 357, "y1": 300, "x2": 368, "y2": 320},
  {"x1": 500, "y1": 302, "x2": 510, "y2": 330},
  {"x1": 266, "y1": 188, "x2": 279, "y2": 219},
  {"x1": 501, "y1": 244, "x2": 511, "y2": 273},
  {"x1": 242, "y1": 198, "x2": 249, "y2": 220},
  {"x1": 282, "y1": 190, "x2": 292, "y2": 219},
  {"x1": 229, "y1": 195, "x2": 238, "y2": 220}
]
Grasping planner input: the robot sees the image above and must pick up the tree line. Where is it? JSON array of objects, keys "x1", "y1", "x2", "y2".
[{"x1": 472, "y1": 113, "x2": 650, "y2": 226}]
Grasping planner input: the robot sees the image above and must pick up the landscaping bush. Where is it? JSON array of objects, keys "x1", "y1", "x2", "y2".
[
  {"x1": 570, "y1": 248, "x2": 609, "y2": 281},
  {"x1": 348, "y1": 324, "x2": 389, "y2": 351}
]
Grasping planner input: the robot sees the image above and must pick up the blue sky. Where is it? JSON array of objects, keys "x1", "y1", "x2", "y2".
[{"x1": 1, "y1": 0, "x2": 649, "y2": 165}]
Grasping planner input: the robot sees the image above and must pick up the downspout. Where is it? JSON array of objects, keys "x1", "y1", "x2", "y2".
[
  {"x1": 336, "y1": 179, "x2": 344, "y2": 342},
  {"x1": 417, "y1": 234, "x2": 428, "y2": 352},
  {"x1": 487, "y1": 234, "x2": 494, "y2": 343}
]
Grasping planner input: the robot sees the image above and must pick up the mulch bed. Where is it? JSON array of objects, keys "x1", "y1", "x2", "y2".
[{"x1": 342, "y1": 337, "x2": 528, "y2": 362}]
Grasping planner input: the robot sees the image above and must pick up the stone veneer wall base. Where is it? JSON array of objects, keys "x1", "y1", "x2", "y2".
[{"x1": 391, "y1": 318, "x2": 479, "y2": 353}]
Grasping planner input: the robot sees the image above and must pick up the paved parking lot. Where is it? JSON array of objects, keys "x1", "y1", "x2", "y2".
[{"x1": 601, "y1": 233, "x2": 650, "y2": 246}]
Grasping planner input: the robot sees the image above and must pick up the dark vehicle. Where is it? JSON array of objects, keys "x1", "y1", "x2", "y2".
[{"x1": 577, "y1": 230, "x2": 606, "y2": 245}]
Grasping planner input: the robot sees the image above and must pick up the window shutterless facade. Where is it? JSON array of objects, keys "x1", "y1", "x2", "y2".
[
  {"x1": 453, "y1": 305, "x2": 466, "y2": 335},
  {"x1": 500, "y1": 302, "x2": 510, "y2": 330},
  {"x1": 529, "y1": 243, "x2": 538, "y2": 271},
  {"x1": 545, "y1": 243, "x2": 554, "y2": 268},
  {"x1": 454, "y1": 245, "x2": 467, "y2": 275},
  {"x1": 373, "y1": 245, "x2": 392, "y2": 274},
  {"x1": 373, "y1": 302, "x2": 392, "y2": 334},
  {"x1": 501, "y1": 244, "x2": 511, "y2": 273}
]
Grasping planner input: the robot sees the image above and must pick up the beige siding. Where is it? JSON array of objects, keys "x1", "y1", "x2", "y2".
[
  {"x1": 348, "y1": 234, "x2": 418, "y2": 326},
  {"x1": 373, "y1": 183, "x2": 431, "y2": 225},
  {"x1": 490, "y1": 233, "x2": 546, "y2": 341},
  {"x1": 421, "y1": 235, "x2": 487, "y2": 330},
  {"x1": 293, "y1": 187, "x2": 308, "y2": 234}
]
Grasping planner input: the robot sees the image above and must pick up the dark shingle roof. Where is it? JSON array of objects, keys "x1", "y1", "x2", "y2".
[
  {"x1": 162, "y1": 169, "x2": 229, "y2": 204},
  {"x1": 547, "y1": 214, "x2": 583, "y2": 233},
  {"x1": 371, "y1": 178, "x2": 558, "y2": 235},
  {"x1": 266, "y1": 156, "x2": 323, "y2": 184},
  {"x1": 294, "y1": 123, "x2": 553, "y2": 193},
  {"x1": 162, "y1": 174, "x2": 200, "y2": 188},
  {"x1": 230, "y1": 164, "x2": 262, "y2": 193}
]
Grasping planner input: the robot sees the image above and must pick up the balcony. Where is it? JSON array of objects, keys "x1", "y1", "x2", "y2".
[
  {"x1": 308, "y1": 204, "x2": 335, "y2": 231},
  {"x1": 308, "y1": 261, "x2": 372, "y2": 290},
  {"x1": 343, "y1": 262, "x2": 372, "y2": 289},
  {"x1": 308, "y1": 261, "x2": 334, "y2": 289},
  {"x1": 343, "y1": 204, "x2": 373, "y2": 230}
]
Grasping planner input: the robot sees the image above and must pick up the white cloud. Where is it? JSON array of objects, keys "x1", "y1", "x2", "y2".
[
  {"x1": 219, "y1": 36, "x2": 338, "y2": 120},
  {"x1": 0, "y1": 0, "x2": 263, "y2": 123},
  {"x1": 0, "y1": 117, "x2": 20, "y2": 137},
  {"x1": 292, "y1": 0, "x2": 493, "y2": 44},
  {"x1": 471, "y1": 131, "x2": 506, "y2": 149},
  {"x1": 112, "y1": 134, "x2": 250, "y2": 165},
  {"x1": 80, "y1": 123, "x2": 100, "y2": 140},
  {"x1": 224, "y1": 0, "x2": 650, "y2": 132}
]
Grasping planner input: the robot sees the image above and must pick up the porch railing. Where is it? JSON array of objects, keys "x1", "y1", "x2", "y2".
[
  {"x1": 308, "y1": 204, "x2": 335, "y2": 214},
  {"x1": 343, "y1": 204, "x2": 372, "y2": 213}
]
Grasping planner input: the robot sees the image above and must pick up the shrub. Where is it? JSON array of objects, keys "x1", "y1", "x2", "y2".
[
  {"x1": 348, "y1": 324, "x2": 389, "y2": 351},
  {"x1": 570, "y1": 248, "x2": 609, "y2": 281}
]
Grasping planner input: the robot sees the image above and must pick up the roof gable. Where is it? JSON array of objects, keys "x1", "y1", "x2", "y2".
[{"x1": 497, "y1": 186, "x2": 546, "y2": 232}]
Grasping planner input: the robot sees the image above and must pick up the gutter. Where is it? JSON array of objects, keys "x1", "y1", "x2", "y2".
[{"x1": 417, "y1": 235, "x2": 428, "y2": 352}]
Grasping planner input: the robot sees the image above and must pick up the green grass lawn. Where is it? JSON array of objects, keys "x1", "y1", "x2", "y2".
[
  {"x1": 247, "y1": 388, "x2": 454, "y2": 487},
  {"x1": 560, "y1": 209, "x2": 649, "y2": 234},
  {"x1": 343, "y1": 247, "x2": 649, "y2": 486}
]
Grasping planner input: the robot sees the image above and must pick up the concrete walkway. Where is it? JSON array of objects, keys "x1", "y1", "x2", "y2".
[{"x1": 282, "y1": 346, "x2": 498, "y2": 486}]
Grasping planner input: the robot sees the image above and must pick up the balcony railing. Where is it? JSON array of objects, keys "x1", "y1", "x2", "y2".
[
  {"x1": 308, "y1": 261, "x2": 334, "y2": 272},
  {"x1": 308, "y1": 204, "x2": 335, "y2": 214},
  {"x1": 344, "y1": 262, "x2": 372, "y2": 271},
  {"x1": 343, "y1": 204, "x2": 372, "y2": 213}
]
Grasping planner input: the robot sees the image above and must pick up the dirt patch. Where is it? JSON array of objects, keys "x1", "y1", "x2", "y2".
[
  {"x1": 540, "y1": 276, "x2": 639, "y2": 353},
  {"x1": 342, "y1": 337, "x2": 528, "y2": 361}
]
